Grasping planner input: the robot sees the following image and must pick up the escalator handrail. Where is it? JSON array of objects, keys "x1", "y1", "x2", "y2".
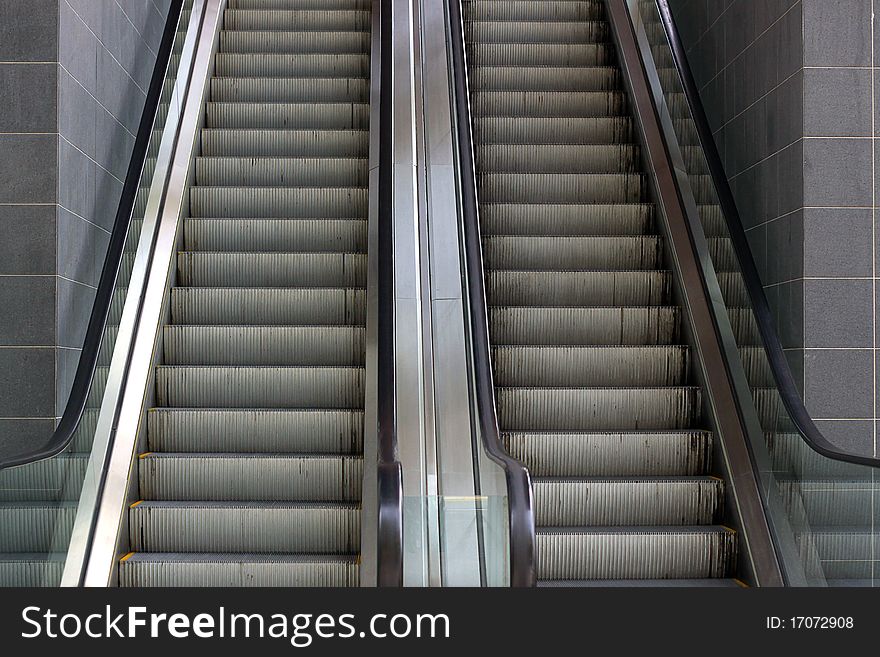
[
  {"x1": 0, "y1": 0, "x2": 185, "y2": 471},
  {"x1": 375, "y1": 0, "x2": 404, "y2": 587},
  {"x1": 447, "y1": 0, "x2": 537, "y2": 588},
  {"x1": 654, "y1": 0, "x2": 880, "y2": 469}
]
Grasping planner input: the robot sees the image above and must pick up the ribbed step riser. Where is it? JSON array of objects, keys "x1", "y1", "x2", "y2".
[
  {"x1": 195, "y1": 158, "x2": 368, "y2": 187},
  {"x1": 190, "y1": 188, "x2": 368, "y2": 219},
  {"x1": 0, "y1": 457, "x2": 88, "y2": 502},
  {"x1": 489, "y1": 307, "x2": 680, "y2": 346},
  {"x1": 537, "y1": 530, "x2": 736, "y2": 579},
  {"x1": 223, "y1": 10, "x2": 371, "y2": 31},
  {"x1": 139, "y1": 457, "x2": 364, "y2": 501},
  {"x1": 503, "y1": 432, "x2": 712, "y2": 477},
  {"x1": 163, "y1": 326, "x2": 365, "y2": 366},
  {"x1": 201, "y1": 129, "x2": 369, "y2": 157},
  {"x1": 156, "y1": 367, "x2": 365, "y2": 409},
  {"x1": 0, "y1": 560, "x2": 63, "y2": 587},
  {"x1": 768, "y1": 433, "x2": 867, "y2": 479},
  {"x1": 185, "y1": 218, "x2": 367, "y2": 252},
  {"x1": 465, "y1": 1, "x2": 605, "y2": 22},
  {"x1": 496, "y1": 388, "x2": 701, "y2": 431},
  {"x1": 476, "y1": 118, "x2": 633, "y2": 144},
  {"x1": 534, "y1": 479, "x2": 723, "y2": 526},
  {"x1": 487, "y1": 271, "x2": 671, "y2": 306},
  {"x1": 206, "y1": 103, "x2": 369, "y2": 129},
  {"x1": 493, "y1": 347, "x2": 690, "y2": 387},
  {"x1": 800, "y1": 532, "x2": 880, "y2": 561},
  {"x1": 0, "y1": 507, "x2": 76, "y2": 552},
  {"x1": 465, "y1": 21, "x2": 610, "y2": 44},
  {"x1": 219, "y1": 30, "x2": 370, "y2": 54},
  {"x1": 471, "y1": 66, "x2": 621, "y2": 92},
  {"x1": 468, "y1": 43, "x2": 614, "y2": 67},
  {"x1": 477, "y1": 145, "x2": 640, "y2": 173},
  {"x1": 215, "y1": 54, "x2": 370, "y2": 77},
  {"x1": 129, "y1": 506, "x2": 360, "y2": 553},
  {"x1": 478, "y1": 173, "x2": 644, "y2": 204},
  {"x1": 176, "y1": 253, "x2": 366, "y2": 287},
  {"x1": 229, "y1": 0, "x2": 372, "y2": 10},
  {"x1": 484, "y1": 236, "x2": 662, "y2": 270},
  {"x1": 728, "y1": 307, "x2": 760, "y2": 346},
  {"x1": 472, "y1": 92, "x2": 627, "y2": 118},
  {"x1": 170, "y1": 288, "x2": 366, "y2": 325},
  {"x1": 211, "y1": 78, "x2": 368, "y2": 103},
  {"x1": 480, "y1": 203, "x2": 653, "y2": 236},
  {"x1": 740, "y1": 347, "x2": 774, "y2": 387},
  {"x1": 148, "y1": 409, "x2": 364, "y2": 454},
  {"x1": 119, "y1": 560, "x2": 359, "y2": 587}
]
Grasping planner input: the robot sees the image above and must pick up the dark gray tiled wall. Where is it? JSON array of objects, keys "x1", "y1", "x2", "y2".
[
  {"x1": 0, "y1": 0, "x2": 170, "y2": 452},
  {"x1": 671, "y1": 0, "x2": 879, "y2": 458}
]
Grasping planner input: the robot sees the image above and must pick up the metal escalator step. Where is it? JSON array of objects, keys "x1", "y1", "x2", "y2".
[
  {"x1": 472, "y1": 91, "x2": 627, "y2": 118},
  {"x1": 155, "y1": 366, "x2": 364, "y2": 408},
  {"x1": 739, "y1": 345, "x2": 773, "y2": 387},
  {"x1": 176, "y1": 252, "x2": 366, "y2": 287},
  {"x1": 465, "y1": 20, "x2": 610, "y2": 44},
  {"x1": 536, "y1": 526, "x2": 736, "y2": 580},
  {"x1": 727, "y1": 307, "x2": 760, "y2": 345},
  {"x1": 777, "y1": 479, "x2": 878, "y2": 527},
  {"x1": 468, "y1": 43, "x2": 614, "y2": 67},
  {"x1": 539, "y1": 578, "x2": 743, "y2": 587},
  {"x1": 0, "y1": 454, "x2": 89, "y2": 502},
  {"x1": 163, "y1": 326, "x2": 365, "y2": 365},
  {"x1": 0, "y1": 503, "x2": 77, "y2": 552},
  {"x1": 533, "y1": 477, "x2": 723, "y2": 526},
  {"x1": 486, "y1": 270, "x2": 670, "y2": 306},
  {"x1": 215, "y1": 53, "x2": 370, "y2": 77},
  {"x1": 477, "y1": 144, "x2": 640, "y2": 173},
  {"x1": 230, "y1": 0, "x2": 372, "y2": 9},
  {"x1": 717, "y1": 271, "x2": 747, "y2": 306},
  {"x1": 475, "y1": 117, "x2": 633, "y2": 144},
  {"x1": 128, "y1": 501, "x2": 360, "y2": 553},
  {"x1": 185, "y1": 218, "x2": 367, "y2": 251},
  {"x1": 201, "y1": 128, "x2": 368, "y2": 156},
  {"x1": 767, "y1": 432, "x2": 867, "y2": 479},
  {"x1": 223, "y1": 10, "x2": 371, "y2": 31},
  {"x1": 483, "y1": 236, "x2": 661, "y2": 270},
  {"x1": 496, "y1": 386, "x2": 701, "y2": 431},
  {"x1": 138, "y1": 454, "x2": 363, "y2": 501},
  {"x1": 466, "y1": 1, "x2": 604, "y2": 22},
  {"x1": 492, "y1": 346, "x2": 690, "y2": 387},
  {"x1": 211, "y1": 77, "x2": 368, "y2": 103},
  {"x1": 470, "y1": 66, "x2": 621, "y2": 92},
  {"x1": 480, "y1": 203, "x2": 653, "y2": 236},
  {"x1": 698, "y1": 204, "x2": 726, "y2": 236},
  {"x1": 0, "y1": 553, "x2": 65, "y2": 587},
  {"x1": 489, "y1": 306, "x2": 680, "y2": 345},
  {"x1": 189, "y1": 187, "x2": 368, "y2": 218},
  {"x1": 801, "y1": 527, "x2": 879, "y2": 562},
  {"x1": 195, "y1": 157, "x2": 368, "y2": 187},
  {"x1": 118, "y1": 552, "x2": 358, "y2": 587},
  {"x1": 170, "y1": 287, "x2": 366, "y2": 325},
  {"x1": 206, "y1": 102, "x2": 369, "y2": 129},
  {"x1": 477, "y1": 173, "x2": 644, "y2": 203},
  {"x1": 148, "y1": 408, "x2": 364, "y2": 454},
  {"x1": 502, "y1": 430, "x2": 712, "y2": 477},
  {"x1": 219, "y1": 30, "x2": 370, "y2": 54}
]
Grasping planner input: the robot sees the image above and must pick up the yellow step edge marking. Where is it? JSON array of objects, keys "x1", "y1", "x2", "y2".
[
  {"x1": 734, "y1": 579, "x2": 749, "y2": 588},
  {"x1": 120, "y1": 552, "x2": 135, "y2": 563},
  {"x1": 138, "y1": 452, "x2": 154, "y2": 459},
  {"x1": 720, "y1": 525, "x2": 736, "y2": 533},
  {"x1": 130, "y1": 500, "x2": 144, "y2": 509}
]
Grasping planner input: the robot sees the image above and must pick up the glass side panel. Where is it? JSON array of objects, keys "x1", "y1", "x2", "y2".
[
  {"x1": 633, "y1": 0, "x2": 879, "y2": 586},
  {"x1": 0, "y1": 0, "x2": 193, "y2": 587}
]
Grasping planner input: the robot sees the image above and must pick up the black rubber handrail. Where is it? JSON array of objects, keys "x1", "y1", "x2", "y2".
[
  {"x1": 375, "y1": 0, "x2": 404, "y2": 587},
  {"x1": 0, "y1": 0, "x2": 185, "y2": 471},
  {"x1": 655, "y1": 0, "x2": 880, "y2": 469},
  {"x1": 448, "y1": 0, "x2": 537, "y2": 587}
]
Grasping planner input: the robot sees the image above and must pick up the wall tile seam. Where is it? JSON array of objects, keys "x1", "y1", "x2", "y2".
[
  {"x1": 707, "y1": 68, "x2": 802, "y2": 136},
  {"x1": 727, "y1": 137, "x2": 802, "y2": 181},
  {"x1": 62, "y1": 0, "x2": 152, "y2": 97},
  {"x1": 58, "y1": 63, "x2": 140, "y2": 143},
  {"x1": 0, "y1": 273, "x2": 102, "y2": 287},
  {"x1": 744, "y1": 207, "x2": 802, "y2": 231},
  {"x1": 56, "y1": 275, "x2": 98, "y2": 291},
  {"x1": 58, "y1": 205, "x2": 114, "y2": 236},
  {"x1": 693, "y1": 2, "x2": 802, "y2": 92},
  {"x1": 150, "y1": 0, "x2": 166, "y2": 19},
  {"x1": 113, "y1": 0, "x2": 160, "y2": 58},
  {"x1": 0, "y1": 61, "x2": 58, "y2": 65},
  {"x1": 58, "y1": 134, "x2": 127, "y2": 187}
]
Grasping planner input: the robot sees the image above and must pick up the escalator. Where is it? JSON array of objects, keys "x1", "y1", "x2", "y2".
[
  {"x1": 460, "y1": 0, "x2": 737, "y2": 586},
  {"x1": 118, "y1": 0, "x2": 372, "y2": 587}
]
